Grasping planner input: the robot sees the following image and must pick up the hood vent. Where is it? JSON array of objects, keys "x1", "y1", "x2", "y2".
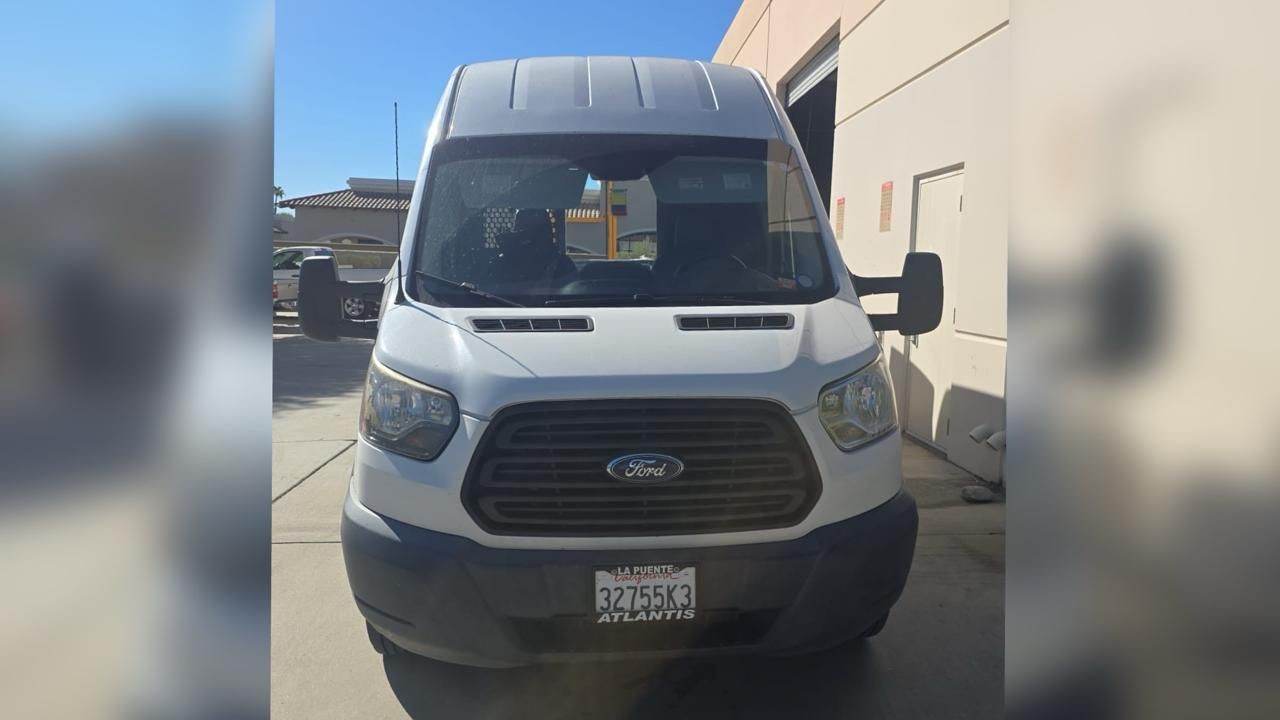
[
  {"x1": 470, "y1": 317, "x2": 593, "y2": 333},
  {"x1": 677, "y1": 314, "x2": 794, "y2": 331}
]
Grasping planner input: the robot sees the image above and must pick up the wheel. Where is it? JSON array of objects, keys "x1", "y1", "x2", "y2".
[
  {"x1": 859, "y1": 611, "x2": 890, "y2": 639},
  {"x1": 342, "y1": 297, "x2": 366, "y2": 319},
  {"x1": 366, "y1": 622, "x2": 400, "y2": 656}
]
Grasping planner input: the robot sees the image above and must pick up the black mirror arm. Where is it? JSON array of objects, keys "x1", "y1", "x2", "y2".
[
  {"x1": 865, "y1": 313, "x2": 899, "y2": 331},
  {"x1": 850, "y1": 272, "x2": 906, "y2": 331},
  {"x1": 850, "y1": 271, "x2": 903, "y2": 297}
]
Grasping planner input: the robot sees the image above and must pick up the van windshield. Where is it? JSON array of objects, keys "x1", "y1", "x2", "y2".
[{"x1": 410, "y1": 135, "x2": 835, "y2": 307}]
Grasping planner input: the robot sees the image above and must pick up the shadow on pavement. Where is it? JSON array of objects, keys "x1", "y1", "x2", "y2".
[
  {"x1": 382, "y1": 643, "x2": 909, "y2": 720},
  {"x1": 272, "y1": 334, "x2": 373, "y2": 411}
]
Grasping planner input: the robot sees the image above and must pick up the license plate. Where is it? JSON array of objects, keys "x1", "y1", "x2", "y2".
[{"x1": 594, "y1": 564, "x2": 696, "y2": 624}]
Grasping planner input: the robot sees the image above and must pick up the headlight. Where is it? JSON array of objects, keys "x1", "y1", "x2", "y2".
[
  {"x1": 361, "y1": 358, "x2": 458, "y2": 460},
  {"x1": 818, "y1": 356, "x2": 898, "y2": 451}
]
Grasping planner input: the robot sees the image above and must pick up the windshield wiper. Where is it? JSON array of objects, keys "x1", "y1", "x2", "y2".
[
  {"x1": 544, "y1": 293, "x2": 767, "y2": 307},
  {"x1": 413, "y1": 270, "x2": 525, "y2": 307}
]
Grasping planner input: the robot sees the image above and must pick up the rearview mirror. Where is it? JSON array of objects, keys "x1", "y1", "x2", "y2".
[
  {"x1": 851, "y1": 252, "x2": 943, "y2": 336},
  {"x1": 298, "y1": 256, "x2": 382, "y2": 341}
]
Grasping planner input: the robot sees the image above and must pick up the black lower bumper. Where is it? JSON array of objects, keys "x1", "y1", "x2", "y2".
[{"x1": 341, "y1": 491, "x2": 918, "y2": 667}]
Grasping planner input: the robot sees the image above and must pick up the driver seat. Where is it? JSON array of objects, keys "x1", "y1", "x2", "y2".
[
  {"x1": 485, "y1": 209, "x2": 577, "y2": 284},
  {"x1": 653, "y1": 209, "x2": 729, "y2": 282}
]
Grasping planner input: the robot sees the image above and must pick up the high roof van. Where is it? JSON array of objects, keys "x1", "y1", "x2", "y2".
[{"x1": 299, "y1": 56, "x2": 942, "y2": 666}]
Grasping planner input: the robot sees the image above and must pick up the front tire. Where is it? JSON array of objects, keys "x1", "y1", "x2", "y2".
[
  {"x1": 366, "y1": 622, "x2": 400, "y2": 656},
  {"x1": 859, "y1": 611, "x2": 890, "y2": 639}
]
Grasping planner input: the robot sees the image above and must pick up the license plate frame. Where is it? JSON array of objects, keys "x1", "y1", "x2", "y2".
[{"x1": 594, "y1": 563, "x2": 697, "y2": 624}]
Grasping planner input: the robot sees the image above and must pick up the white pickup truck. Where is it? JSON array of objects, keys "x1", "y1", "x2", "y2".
[{"x1": 273, "y1": 246, "x2": 393, "y2": 318}]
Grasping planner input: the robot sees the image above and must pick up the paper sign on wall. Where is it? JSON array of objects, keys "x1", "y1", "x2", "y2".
[
  {"x1": 834, "y1": 197, "x2": 845, "y2": 240},
  {"x1": 879, "y1": 181, "x2": 893, "y2": 232}
]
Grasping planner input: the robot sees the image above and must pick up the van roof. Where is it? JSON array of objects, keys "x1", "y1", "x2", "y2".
[{"x1": 446, "y1": 57, "x2": 782, "y2": 141}]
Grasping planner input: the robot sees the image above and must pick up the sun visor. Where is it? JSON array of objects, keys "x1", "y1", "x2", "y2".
[
  {"x1": 459, "y1": 159, "x2": 589, "y2": 209},
  {"x1": 649, "y1": 158, "x2": 765, "y2": 205}
]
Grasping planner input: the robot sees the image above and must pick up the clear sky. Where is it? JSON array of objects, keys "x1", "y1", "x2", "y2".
[
  {"x1": 0, "y1": 2, "x2": 264, "y2": 145},
  {"x1": 275, "y1": 0, "x2": 742, "y2": 200}
]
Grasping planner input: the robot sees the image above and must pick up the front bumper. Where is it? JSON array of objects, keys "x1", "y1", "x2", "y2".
[{"x1": 341, "y1": 489, "x2": 918, "y2": 667}]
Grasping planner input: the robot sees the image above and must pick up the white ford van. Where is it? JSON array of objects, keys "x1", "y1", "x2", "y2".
[{"x1": 299, "y1": 57, "x2": 943, "y2": 667}]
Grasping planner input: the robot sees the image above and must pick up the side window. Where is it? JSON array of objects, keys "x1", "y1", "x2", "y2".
[
  {"x1": 610, "y1": 178, "x2": 657, "y2": 260},
  {"x1": 273, "y1": 251, "x2": 302, "y2": 270}
]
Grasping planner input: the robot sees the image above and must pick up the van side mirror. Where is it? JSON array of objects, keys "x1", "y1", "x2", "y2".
[
  {"x1": 298, "y1": 256, "x2": 382, "y2": 341},
  {"x1": 851, "y1": 252, "x2": 943, "y2": 335}
]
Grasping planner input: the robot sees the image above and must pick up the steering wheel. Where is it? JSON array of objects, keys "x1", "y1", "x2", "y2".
[{"x1": 673, "y1": 254, "x2": 749, "y2": 278}]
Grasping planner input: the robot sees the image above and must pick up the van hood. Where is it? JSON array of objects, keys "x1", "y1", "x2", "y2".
[{"x1": 374, "y1": 298, "x2": 881, "y2": 417}]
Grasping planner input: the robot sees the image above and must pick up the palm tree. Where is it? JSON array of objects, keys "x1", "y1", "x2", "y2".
[{"x1": 273, "y1": 185, "x2": 285, "y2": 209}]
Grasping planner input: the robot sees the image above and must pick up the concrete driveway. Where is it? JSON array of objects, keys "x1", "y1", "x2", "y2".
[{"x1": 272, "y1": 330, "x2": 1004, "y2": 719}]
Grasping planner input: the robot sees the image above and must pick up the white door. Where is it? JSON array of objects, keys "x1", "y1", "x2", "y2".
[
  {"x1": 905, "y1": 169, "x2": 963, "y2": 447},
  {"x1": 273, "y1": 249, "x2": 305, "y2": 301}
]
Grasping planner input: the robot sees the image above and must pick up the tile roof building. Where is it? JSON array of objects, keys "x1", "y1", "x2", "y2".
[{"x1": 276, "y1": 178, "x2": 413, "y2": 246}]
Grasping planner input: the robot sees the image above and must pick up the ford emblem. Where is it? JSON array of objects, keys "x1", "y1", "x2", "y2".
[{"x1": 606, "y1": 453, "x2": 685, "y2": 484}]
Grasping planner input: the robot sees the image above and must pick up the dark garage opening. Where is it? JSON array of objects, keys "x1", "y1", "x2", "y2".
[{"x1": 785, "y1": 70, "x2": 837, "y2": 212}]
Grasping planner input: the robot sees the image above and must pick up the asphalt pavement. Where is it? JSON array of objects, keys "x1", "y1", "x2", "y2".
[{"x1": 271, "y1": 327, "x2": 1004, "y2": 719}]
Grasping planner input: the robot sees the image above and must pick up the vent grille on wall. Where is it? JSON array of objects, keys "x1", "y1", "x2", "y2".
[
  {"x1": 470, "y1": 317, "x2": 593, "y2": 332},
  {"x1": 677, "y1": 314, "x2": 794, "y2": 331}
]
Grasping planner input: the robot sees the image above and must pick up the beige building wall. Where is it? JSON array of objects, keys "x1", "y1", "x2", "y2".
[
  {"x1": 288, "y1": 206, "x2": 404, "y2": 246},
  {"x1": 565, "y1": 221, "x2": 605, "y2": 256},
  {"x1": 714, "y1": 0, "x2": 771, "y2": 72},
  {"x1": 714, "y1": 0, "x2": 1009, "y2": 481}
]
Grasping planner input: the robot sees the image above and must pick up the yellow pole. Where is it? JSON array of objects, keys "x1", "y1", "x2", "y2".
[{"x1": 605, "y1": 181, "x2": 617, "y2": 259}]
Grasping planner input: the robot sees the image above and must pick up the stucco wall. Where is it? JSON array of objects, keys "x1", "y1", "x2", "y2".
[
  {"x1": 834, "y1": 0, "x2": 1008, "y2": 123},
  {"x1": 713, "y1": 0, "x2": 1009, "y2": 481},
  {"x1": 832, "y1": 29, "x2": 1008, "y2": 334},
  {"x1": 565, "y1": 221, "x2": 605, "y2": 255},
  {"x1": 287, "y1": 206, "x2": 404, "y2": 245},
  {"x1": 614, "y1": 179, "x2": 658, "y2": 239},
  {"x1": 833, "y1": 29, "x2": 1008, "y2": 479}
]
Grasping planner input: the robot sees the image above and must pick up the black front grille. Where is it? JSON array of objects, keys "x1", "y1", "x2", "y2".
[{"x1": 462, "y1": 399, "x2": 821, "y2": 536}]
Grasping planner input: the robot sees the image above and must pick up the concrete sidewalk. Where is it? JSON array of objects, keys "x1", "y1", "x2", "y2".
[{"x1": 272, "y1": 334, "x2": 1003, "y2": 719}]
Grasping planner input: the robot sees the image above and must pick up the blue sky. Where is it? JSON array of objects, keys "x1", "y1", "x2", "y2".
[
  {"x1": 275, "y1": 0, "x2": 742, "y2": 200},
  {"x1": 0, "y1": 2, "x2": 264, "y2": 142}
]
